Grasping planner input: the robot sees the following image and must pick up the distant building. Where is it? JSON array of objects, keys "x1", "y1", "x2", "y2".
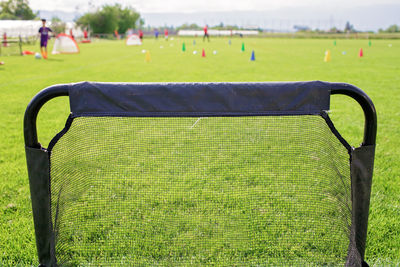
[{"x1": 0, "y1": 20, "x2": 83, "y2": 38}]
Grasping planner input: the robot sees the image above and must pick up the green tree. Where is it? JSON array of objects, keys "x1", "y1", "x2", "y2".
[
  {"x1": 118, "y1": 5, "x2": 141, "y2": 33},
  {"x1": 51, "y1": 16, "x2": 66, "y2": 34},
  {"x1": 0, "y1": 0, "x2": 37, "y2": 20},
  {"x1": 385, "y1": 24, "x2": 400, "y2": 33},
  {"x1": 378, "y1": 25, "x2": 400, "y2": 33},
  {"x1": 176, "y1": 23, "x2": 205, "y2": 31},
  {"x1": 76, "y1": 4, "x2": 141, "y2": 34},
  {"x1": 344, "y1": 21, "x2": 355, "y2": 32}
]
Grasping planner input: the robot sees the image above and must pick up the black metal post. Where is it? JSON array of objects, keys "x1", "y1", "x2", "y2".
[
  {"x1": 330, "y1": 82, "x2": 377, "y2": 146},
  {"x1": 24, "y1": 84, "x2": 69, "y2": 148}
]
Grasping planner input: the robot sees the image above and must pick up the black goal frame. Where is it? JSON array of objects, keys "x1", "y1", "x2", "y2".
[{"x1": 24, "y1": 81, "x2": 377, "y2": 266}]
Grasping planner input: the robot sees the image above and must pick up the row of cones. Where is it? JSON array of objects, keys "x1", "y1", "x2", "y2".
[
  {"x1": 182, "y1": 41, "x2": 246, "y2": 51},
  {"x1": 145, "y1": 45, "x2": 256, "y2": 62},
  {"x1": 193, "y1": 47, "x2": 255, "y2": 61},
  {"x1": 148, "y1": 44, "x2": 367, "y2": 63},
  {"x1": 188, "y1": 41, "x2": 254, "y2": 60},
  {"x1": 144, "y1": 48, "x2": 208, "y2": 62},
  {"x1": 324, "y1": 48, "x2": 364, "y2": 62},
  {"x1": 333, "y1": 40, "x2": 372, "y2": 47}
]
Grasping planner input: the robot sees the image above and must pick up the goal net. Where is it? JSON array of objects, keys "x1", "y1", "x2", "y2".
[{"x1": 52, "y1": 34, "x2": 79, "y2": 54}]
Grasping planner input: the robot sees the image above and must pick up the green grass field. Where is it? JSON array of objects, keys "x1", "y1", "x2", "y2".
[
  {"x1": 0, "y1": 37, "x2": 399, "y2": 265},
  {"x1": 49, "y1": 115, "x2": 352, "y2": 266}
]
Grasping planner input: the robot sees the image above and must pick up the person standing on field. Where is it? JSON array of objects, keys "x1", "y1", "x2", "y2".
[
  {"x1": 164, "y1": 28, "x2": 168, "y2": 40},
  {"x1": 203, "y1": 25, "x2": 210, "y2": 42},
  {"x1": 69, "y1": 29, "x2": 74, "y2": 39},
  {"x1": 38, "y1": 19, "x2": 52, "y2": 59},
  {"x1": 139, "y1": 29, "x2": 143, "y2": 41},
  {"x1": 3, "y1": 32, "x2": 7, "y2": 47}
]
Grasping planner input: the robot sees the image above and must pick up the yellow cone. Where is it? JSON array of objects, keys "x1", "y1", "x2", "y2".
[
  {"x1": 324, "y1": 50, "x2": 331, "y2": 62},
  {"x1": 145, "y1": 50, "x2": 151, "y2": 62}
]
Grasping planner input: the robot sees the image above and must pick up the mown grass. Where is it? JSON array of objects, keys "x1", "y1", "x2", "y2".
[
  {"x1": 49, "y1": 116, "x2": 351, "y2": 266},
  {"x1": 0, "y1": 37, "x2": 399, "y2": 265}
]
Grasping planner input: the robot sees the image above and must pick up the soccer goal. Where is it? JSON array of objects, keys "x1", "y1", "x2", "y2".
[
  {"x1": 126, "y1": 34, "x2": 142, "y2": 45},
  {"x1": 52, "y1": 34, "x2": 79, "y2": 54},
  {"x1": 24, "y1": 81, "x2": 376, "y2": 266},
  {"x1": 0, "y1": 38, "x2": 22, "y2": 56}
]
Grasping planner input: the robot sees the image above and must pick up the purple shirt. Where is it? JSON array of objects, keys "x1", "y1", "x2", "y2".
[{"x1": 39, "y1": 27, "x2": 52, "y2": 42}]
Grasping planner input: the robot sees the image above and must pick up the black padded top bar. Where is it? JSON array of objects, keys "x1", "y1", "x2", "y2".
[{"x1": 69, "y1": 81, "x2": 331, "y2": 116}]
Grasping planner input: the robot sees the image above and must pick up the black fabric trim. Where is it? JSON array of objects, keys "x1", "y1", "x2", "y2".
[
  {"x1": 362, "y1": 260, "x2": 370, "y2": 267},
  {"x1": 25, "y1": 147, "x2": 56, "y2": 266},
  {"x1": 321, "y1": 111, "x2": 352, "y2": 153},
  {"x1": 69, "y1": 81, "x2": 331, "y2": 115},
  {"x1": 71, "y1": 110, "x2": 322, "y2": 118},
  {"x1": 350, "y1": 145, "x2": 375, "y2": 262},
  {"x1": 47, "y1": 114, "x2": 74, "y2": 153}
]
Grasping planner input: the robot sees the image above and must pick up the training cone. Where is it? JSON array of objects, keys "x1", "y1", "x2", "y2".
[
  {"x1": 333, "y1": 40, "x2": 336, "y2": 46},
  {"x1": 202, "y1": 48, "x2": 206, "y2": 57},
  {"x1": 182, "y1": 42, "x2": 186, "y2": 52},
  {"x1": 228, "y1": 39, "x2": 231, "y2": 45},
  {"x1": 241, "y1": 42, "x2": 245, "y2": 52},
  {"x1": 368, "y1": 40, "x2": 372, "y2": 47},
  {"x1": 359, "y1": 48, "x2": 363, "y2": 57},
  {"x1": 250, "y1": 50, "x2": 255, "y2": 61},
  {"x1": 324, "y1": 50, "x2": 331, "y2": 62},
  {"x1": 145, "y1": 50, "x2": 151, "y2": 62},
  {"x1": 193, "y1": 40, "x2": 196, "y2": 46}
]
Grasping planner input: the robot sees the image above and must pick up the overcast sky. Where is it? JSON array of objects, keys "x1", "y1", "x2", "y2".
[{"x1": 30, "y1": 0, "x2": 399, "y2": 13}]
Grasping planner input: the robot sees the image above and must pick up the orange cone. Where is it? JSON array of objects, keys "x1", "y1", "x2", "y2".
[
  {"x1": 359, "y1": 48, "x2": 363, "y2": 57},
  {"x1": 202, "y1": 48, "x2": 206, "y2": 57}
]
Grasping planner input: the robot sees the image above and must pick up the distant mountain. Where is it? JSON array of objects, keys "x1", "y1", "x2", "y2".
[
  {"x1": 142, "y1": 4, "x2": 400, "y2": 32},
  {"x1": 36, "y1": 4, "x2": 400, "y2": 32}
]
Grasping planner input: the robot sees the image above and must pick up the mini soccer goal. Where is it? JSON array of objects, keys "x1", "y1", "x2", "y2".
[
  {"x1": 52, "y1": 34, "x2": 79, "y2": 54},
  {"x1": 0, "y1": 38, "x2": 22, "y2": 56},
  {"x1": 126, "y1": 34, "x2": 142, "y2": 45},
  {"x1": 24, "y1": 81, "x2": 376, "y2": 266}
]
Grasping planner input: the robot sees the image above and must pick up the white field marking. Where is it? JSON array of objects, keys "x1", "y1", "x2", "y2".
[{"x1": 190, "y1": 117, "x2": 204, "y2": 129}]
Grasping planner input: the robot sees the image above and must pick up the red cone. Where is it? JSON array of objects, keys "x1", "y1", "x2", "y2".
[
  {"x1": 202, "y1": 48, "x2": 206, "y2": 57},
  {"x1": 359, "y1": 48, "x2": 363, "y2": 57}
]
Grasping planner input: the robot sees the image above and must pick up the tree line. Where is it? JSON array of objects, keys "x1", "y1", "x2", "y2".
[
  {"x1": 1, "y1": 0, "x2": 399, "y2": 35},
  {"x1": 0, "y1": 0, "x2": 36, "y2": 20},
  {"x1": 76, "y1": 4, "x2": 143, "y2": 34},
  {"x1": 379, "y1": 25, "x2": 400, "y2": 33},
  {"x1": 1, "y1": 0, "x2": 143, "y2": 35}
]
